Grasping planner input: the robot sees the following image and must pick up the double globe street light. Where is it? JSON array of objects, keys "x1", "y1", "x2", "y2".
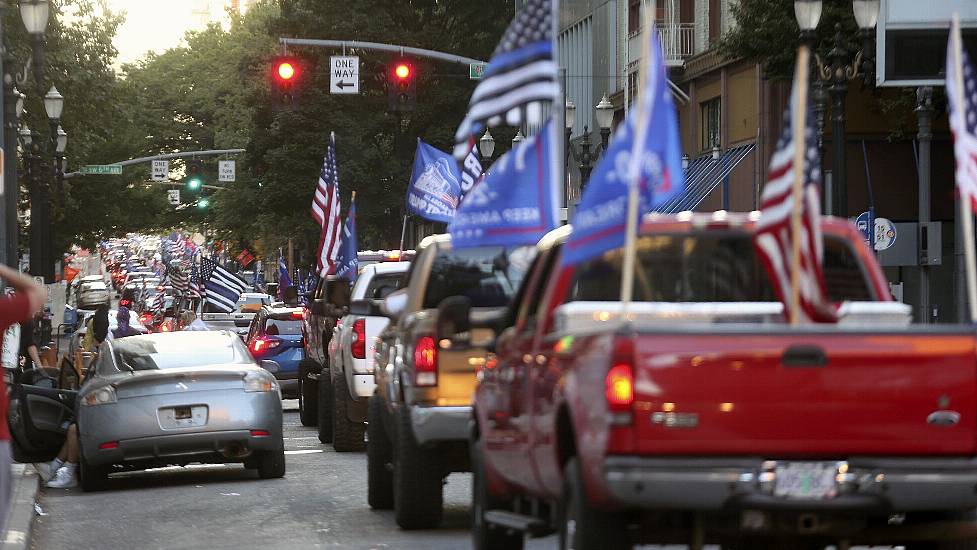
[{"x1": 566, "y1": 94, "x2": 614, "y2": 193}]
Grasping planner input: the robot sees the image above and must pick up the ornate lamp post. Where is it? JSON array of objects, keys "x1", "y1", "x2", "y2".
[
  {"x1": 566, "y1": 94, "x2": 615, "y2": 193},
  {"x1": 478, "y1": 128, "x2": 495, "y2": 168}
]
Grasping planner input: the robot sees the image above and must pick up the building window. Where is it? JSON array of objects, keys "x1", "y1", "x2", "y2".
[
  {"x1": 701, "y1": 98, "x2": 720, "y2": 151},
  {"x1": 709, "y1": 0, "x2": 720, "y2": 44}
]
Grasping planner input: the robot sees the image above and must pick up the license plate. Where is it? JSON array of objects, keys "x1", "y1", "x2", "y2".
[
  {"x1": 774, "y1": 462, "x2": 838, "y2": 499},
  {"x1": 159, "y1": 405, "x2": 208, "y2": 429},
  {"x1": 174, "y1": 406, "x2": 191, "y2": 420}
]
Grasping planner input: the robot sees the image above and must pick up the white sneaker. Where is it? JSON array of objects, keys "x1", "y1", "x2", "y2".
[
  {"x1": 46, "y1": 465, "x2": 78, "y2": 489},
  {"x1": 34, "y1": 459, "x2": 63, "y2": 482}
]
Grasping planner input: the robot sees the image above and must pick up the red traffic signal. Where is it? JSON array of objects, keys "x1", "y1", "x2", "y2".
[
  {"x1": 394, "y1": 63, "x2": 411, "y2": 80},
  {"x1": 277, "y1": 61, "x2": 296, "y2": 81}
]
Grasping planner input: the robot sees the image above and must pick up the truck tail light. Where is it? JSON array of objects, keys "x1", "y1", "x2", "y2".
[
  {"x1": 413, "y1": 336, "x2": 438, "y2": 386},
  {"x1": 352, "y1": 319, "x2": 366, "y2": 359},
  {"x1": 606, "y1": 338, "x2": 635, "y2": 424}
]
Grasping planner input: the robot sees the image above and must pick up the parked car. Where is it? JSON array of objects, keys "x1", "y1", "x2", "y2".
[
  {"x1": 298, "y1": 276, "x2": 352, "y2": 431},
  {"x1": 367, "y1": 235, "x2": 532, "y2": 529},
  {"x1": 201, "y1": 292, "x2": 273, "y2": 337},
  {"x1": 9, "y1": 331, "x2": 285, "y2": 492},
  {"x1": 245, "y1": 306, "x2": 305, "y2": 399},
  {"x1": 462, "y1": 212, "x2": 977, "y2": 549},
  {"x1": 325, "y1": 261, "x2": 409, "y2": 451},
  {"x1": 76, "y1": 282, "x2": 111, "y2": 310}
]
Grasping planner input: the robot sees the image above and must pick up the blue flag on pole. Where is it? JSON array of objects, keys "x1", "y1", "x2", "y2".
[
  {"x1": 334, "y1": 200, "x2": 359, "y2": 283},
  {"x1": 277, "y1": 250, "x2": 292, "y2": 300},
  {"x1": 449, "y1": 119, "x2": 560, "y2": 249},
  {"x1": 407, "y1": 140, "x2": 462, "y2": 223},
  {"x1": 563, "y1": 25, "x2": 686, "y2": 267}
]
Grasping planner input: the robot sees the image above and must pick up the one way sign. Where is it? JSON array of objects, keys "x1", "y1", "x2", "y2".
[{"x1": 330, "y1": 56, "x2": 359, "y2": 94}]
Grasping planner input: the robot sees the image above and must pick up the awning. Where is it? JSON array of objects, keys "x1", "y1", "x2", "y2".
[{"x1": 656, "y1": 143, "x2": 756, "y2": 213}]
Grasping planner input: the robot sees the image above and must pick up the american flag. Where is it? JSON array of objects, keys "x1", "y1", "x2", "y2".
[
  {"x1": 947, "y1": 21, "x2": 977, "y2": 212},
  {"x1": 149, "y1": 289, "x2": 164, "y2": 314},
  {"x1": 168, "y1": 237, "x2": 185, "y2": 258},
  {"x1": 167, "y1": 266, "x2": 189, "y2": 294},
  {"x1": 452, "y1": 0, "x2": 559, "y2": 158},
  {"x1": 200, "y1": 257, "x2": 248, "y2": 314},
  {"x1": 189, "y1": 263, "x2": 202, "y2": 299},
  {"x1": 753, "y1": 69, "x2": 836, "y2": 323},
  {"x1": 312, "y1": 132, "x2": 342, "y2": 276}
]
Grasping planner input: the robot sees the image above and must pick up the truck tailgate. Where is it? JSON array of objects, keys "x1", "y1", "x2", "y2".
[{"x1": 630, "y1": 329, "x2": 977, "y2": 456}]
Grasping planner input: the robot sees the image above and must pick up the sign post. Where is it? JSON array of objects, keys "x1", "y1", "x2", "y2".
[
  {"x1": 329, "y1": 56, "x2": 360, "y2": 94},
  {"x1": 218, "y1": 160, "x2": 236, "y2": 182},
  {"x1": 151, "y1": 160, "x2": 169, "y2": 181}
]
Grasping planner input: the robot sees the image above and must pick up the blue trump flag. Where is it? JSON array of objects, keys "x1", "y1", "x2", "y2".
[
  {"x1": 449, "y1": 119, "x2": 560, "y2": 249},
  {"x1": 277, "y1": 250, "x2": 292, "y2": 300},
  {"x1": 407, "y1": 140, "x2": 462, "y2": 223},
  {"x1": 334, "y1": 199, "x2": 359, "y2": 283},
  {"x1": 563, "y1": 25, "x2": 686, "y2": 266}
]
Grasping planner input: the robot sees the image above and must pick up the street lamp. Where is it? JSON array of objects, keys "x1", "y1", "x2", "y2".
[
  {"x1": 595, "y1": 94, "x2": 614, "y2": 150},
  {"x1": 511, "y1": 130, "x2": 524, "y2": 147},
  {"x1": 478, "y1": 129, "x2": 495, "y2": 159},
  {"x1": 566, "y1": 96, "x2": 614, "y2": 192},
  {"x1": 55, "y1": 125, "x2": 66, "y2": 153},
  {"x1": 794, "y1": 0, "x2": 879, "y2": 217},
  {"x1": 18, "y1": 0, "x2": 49, "y2": 35},
  {"x1": 17, "y1": 125, "x2": 31, "y2": 148},
  {"x1": 43, "y1": 85, "x2": 63, "y2": 120}
]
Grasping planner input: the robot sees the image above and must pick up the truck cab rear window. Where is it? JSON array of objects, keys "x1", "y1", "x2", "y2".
[
  {"x1": 567, "y1": 233, "x2": 872, "y2": 303},
  {"x1": 423, "y1": 246, "x2": 535, "y2": 309}
]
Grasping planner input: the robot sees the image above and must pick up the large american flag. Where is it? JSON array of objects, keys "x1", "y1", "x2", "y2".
[
  {"x1": 166, "y1": 266, "x2": 189, "y2": 294},
  {"x1": 452, "y1": 0, "x2": 559, "y2": 158},
  {"x1": 189, "y1": 263, "x2": 202, "y2": 299},
  {"x1": 200, "y1": 257, "x2": 249, "y2": 314},
  {"x1": 947, "y1": 24, "x2": 977, "y2": 211},
  {"x1": 312, "y1": 132, "x2": 342, "y2": 277},
  {"x1": 753, "y1": 78, "x2": 836, "y2": 323}
]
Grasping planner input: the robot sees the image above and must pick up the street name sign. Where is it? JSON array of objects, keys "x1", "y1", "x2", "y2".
[
  {"x1": 469, "y1": 62, "x2": 487, "y2": 80},
  {"x1": 330, "y1": 56, "x2": 359, "y2": 94},
  {"x1": 151, "y1": 159, "x2": 169, "y2": 181},
  {"x1": 218, "y1": 160, "x2": 236, "y2": 182},
  {"x1": 167, "y1": 189, "x2": 180, "y2": 206},
  {"x1": 80, "y1": 165, "x2": 122, "y2": 175}
]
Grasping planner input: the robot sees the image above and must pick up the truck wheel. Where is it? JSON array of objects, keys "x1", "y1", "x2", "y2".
[
  {"x1": 254, "y1": 445, "x2": 286, "y2": 479},
  {"x1": 298, "y1": 360, "x2": 318, "y2": 427},
  {"x1": 332, "y1": 370, "x2": 365, "y2": 452},
  {"x1": 80, "y1": 455, "x2": 109, "y2": 492},
  {"x1": 367, "y1": 394, "x2": 394, "y2": 510},
  {"x1": 905, "y1": 510, "x2": 977, "y2": 550},
  {"x1": 559, "y1": 457, "x2": 629, "y2": 550},
  {"x1": 472, "y1": 434, "x2": 524, "y2": 550},
  {"x1": 317, "y1": 370, "x2": 333, "y2": 444},
  {"x1": 393, "y1": 407, "x2": 444, "y2": 529}
]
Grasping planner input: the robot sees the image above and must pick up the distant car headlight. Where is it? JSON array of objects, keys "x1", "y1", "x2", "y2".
[
  {"x1": 82, "y1": 386, "x2": 117, "y2": 406},
  {"x1": 243, "y1": 371, "x2": 277, "y2": 392}
]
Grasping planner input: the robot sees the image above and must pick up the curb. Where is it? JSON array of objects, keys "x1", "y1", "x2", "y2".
[{"x1": 3, "y1": 464, "x2": 40, "y2": 550}]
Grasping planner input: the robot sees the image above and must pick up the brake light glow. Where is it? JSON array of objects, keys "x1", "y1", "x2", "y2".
[
  {"x1": 250, "y1": 337, "x2": 281, "y2": 354},
  {"x1": 605, "y1": 364, "x2": 634, "y2": 410},
  {"x1": 250, "y1": 430, "x2": 270, "y2": 437},
  {"x1": 352, "y1": 319, "x2": 366, "y2": 359},
  {"x1": 413, "y1": 336, "x2": 437, "y2": 386},
  {"x1": 291, "y1": 311, "x2": 304, "y2": 320},
  {"x1": 99, "y1": 441, "x2": 119, "y2": 450}
]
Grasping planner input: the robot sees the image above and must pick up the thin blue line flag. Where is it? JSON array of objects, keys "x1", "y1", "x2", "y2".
[{"x1": 334, "y1": 200, "x2": 359, "y2": 284}]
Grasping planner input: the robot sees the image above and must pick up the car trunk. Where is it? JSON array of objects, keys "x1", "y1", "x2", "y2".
[
  {"x1": 113, "y1": 367, "x2": 246, "y2": 399},
  {"x1": 626, "y1": 328, "x2": 977, "y2": 457}
]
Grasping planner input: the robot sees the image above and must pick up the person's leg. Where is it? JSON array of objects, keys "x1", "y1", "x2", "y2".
[
  {"x1": 36, "y1": 434, "x2": 69, "y2": 482},
  {"x1": 47, "y1": 425, "x2": 78, "y2": 488},
  {"x1": 64, "y1": 424, "x2": 79, "y2": 463}
]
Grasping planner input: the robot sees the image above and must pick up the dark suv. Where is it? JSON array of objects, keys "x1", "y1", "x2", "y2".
[{"x1": 299, "y1": 275, "x2": 350, "y2": 436}]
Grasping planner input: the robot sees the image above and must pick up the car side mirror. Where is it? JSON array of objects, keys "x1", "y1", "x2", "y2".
[
  {"x1": 436, "y1": 296, "x2": 473, "y2": 350},
  {"x1": 259, "y1": 360, "x2": 280, "y2": 374},
  {"x1": 381, "y1": 289, "x2": 409, "y2": 321}
]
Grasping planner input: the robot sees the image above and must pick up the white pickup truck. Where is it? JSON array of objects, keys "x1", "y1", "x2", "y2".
[
  {"x1": 201, "y1": 292, "x2": 273, "y2": 338},
  {"x1": 325, "y1": 262, "x2": 410, "y2": 451}
]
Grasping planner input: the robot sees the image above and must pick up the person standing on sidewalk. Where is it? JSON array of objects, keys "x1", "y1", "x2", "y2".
[{"x1": 0, "y1": 266, "x2": 48, "y2": 532}]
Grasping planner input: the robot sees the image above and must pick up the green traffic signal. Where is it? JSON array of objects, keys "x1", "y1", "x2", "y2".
[
  {"x1": 198, "y1": 197, "x2": 209, "y2": 209},
  {"x1": 187, "y1": 159, "x2": 203, "y2": 191},
  {"x1": 187, "y1": 178, "x2": 201, "y2": 191}
]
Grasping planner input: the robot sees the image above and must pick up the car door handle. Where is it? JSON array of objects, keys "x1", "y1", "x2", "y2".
[{"x1": 781, "y1": 345, "x2": 828, "y2": 368}]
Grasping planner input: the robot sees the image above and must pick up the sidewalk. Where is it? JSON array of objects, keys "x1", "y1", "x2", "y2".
[{"x1": 2, "y1": 464, "x2": 40, "y2": 550}]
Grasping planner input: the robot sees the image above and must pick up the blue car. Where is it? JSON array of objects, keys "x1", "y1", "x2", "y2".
[{"x1": 245, "y1": 306, "x2": 305, "y2": 399}]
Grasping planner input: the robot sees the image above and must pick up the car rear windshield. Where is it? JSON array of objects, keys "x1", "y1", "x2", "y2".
[
  {"x1": 110, "y1": 338, "x2": 246, "y2": 371},
  {"x1": 422, "y1": 246, "x2": 535, "y2": 309},
  {"x1": 359, "y1": 273, "x2": 405, "y2": 300},
  {"x1": 566, "y1": 233, "x2": 873, "y2": 303},
  {"x1": 264, "y1": 319, "x2": 303, "y2": 336}
]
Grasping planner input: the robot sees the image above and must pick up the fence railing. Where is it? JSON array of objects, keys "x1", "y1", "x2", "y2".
[{"x1": 628, "y1": 23, "x2": 695, "y2": 66}]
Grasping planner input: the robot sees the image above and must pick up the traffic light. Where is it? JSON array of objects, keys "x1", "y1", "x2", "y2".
[
  {"x1": 271, "y1": 56, "x2": 304, "y2": 109},
  {"x1": 388, "y1": 59, "x2": 416, "y2": 112},
  {"x1": 197, "y1": 196, "x2": 210, "y2": 209},
  {"x1": 186, "y1": 160, "x2": 203, "y2": 191}
]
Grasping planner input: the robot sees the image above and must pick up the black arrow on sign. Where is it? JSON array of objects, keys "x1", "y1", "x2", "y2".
[{"x1": 335, "y1": 80, "x2": 355, "y2": 89}]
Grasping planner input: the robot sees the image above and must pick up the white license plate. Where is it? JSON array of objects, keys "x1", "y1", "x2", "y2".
[
  {"x1": 774, "y1": 462, "x2": 837, "y2": 499},
  {"x1": 158, "y1": 405, "x2": 209, "y2": 429}
]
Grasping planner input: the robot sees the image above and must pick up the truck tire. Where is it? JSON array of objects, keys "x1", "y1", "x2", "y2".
[
  {"x1": 472, "y1": 434, "x2": 524, "y2": 550},
  {"x1": 80, "y1": 455, "x2": 109, "y2": 492},
  {"x1": 298, "y1": 360, "x2": 318, "y2": 427},
  {"x1": 393, "y1": 407, "x2": 444, "y2": 529},
  {"x1": 317, "y1": 370, "x2": 333, "y2": 444},
  {"x1": 332, "y1": 369, "x2": 365, "y2": 452},
  {"x1": 904, "y1": 510, "x2": 977, "y2": 550},
  {"x1": 367, "y1": 394, "x2": 394, "y2": 510},
  {"x1": 559, "y1": 457, "x2": 629, "y2": 550}
]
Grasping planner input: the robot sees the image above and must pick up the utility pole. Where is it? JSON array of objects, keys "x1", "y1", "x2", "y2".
[{"x1": 916, "y1": 86, "x2": 933, "y2": 323}]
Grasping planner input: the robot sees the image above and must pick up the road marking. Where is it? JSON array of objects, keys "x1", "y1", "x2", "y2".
[{"x1": 285, "y1": 449, "x2": 323, "y2": 455}]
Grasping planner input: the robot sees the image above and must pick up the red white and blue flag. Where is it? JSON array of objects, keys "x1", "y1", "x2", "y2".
[
  {"x1": 947, "y1": 19, "x2": 977, "y2": 212},
  {"x1": 312, "y1": 132, "x2": 342, "y2": 277},
  {"x1": 753, "y1": 57, "x2": 836, "y2": 323}
]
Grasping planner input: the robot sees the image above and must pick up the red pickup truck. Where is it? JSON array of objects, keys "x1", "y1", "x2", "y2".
[{"x1": 443, "y1": 212, "x2": 977, "y2": 550}]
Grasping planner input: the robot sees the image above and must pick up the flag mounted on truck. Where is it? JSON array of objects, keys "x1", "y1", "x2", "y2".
[{"x1": 407, "y1": 140, "x2": 461, "y2": 223}]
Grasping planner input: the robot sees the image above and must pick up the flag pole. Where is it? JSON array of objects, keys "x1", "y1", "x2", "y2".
[
  {"x1": 952, "y1": 14, "x2": 977, "y2": 322},
  {"x1": 788, "y1": 45, "x2": 810, "y2": 326},
  {"x1": 620, "y1": 0, "x2": 655, "y2": 310},
  {"x1": 398, "y1": 214, "x2": 408, "y2": 255}
]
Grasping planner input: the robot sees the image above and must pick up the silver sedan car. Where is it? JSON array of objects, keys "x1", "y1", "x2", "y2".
[{"x1": 74, "y1": 330, "x2": 284, "y2": 490}]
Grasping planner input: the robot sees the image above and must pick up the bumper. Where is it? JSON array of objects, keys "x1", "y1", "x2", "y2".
[
  {"x1": 79, "y1": 389, "x2": 282, "y2": 466},
  {"x1": 409, "y1": 405, "x2": 471, "y2": 445},
  {"x1": 603, "y1": 456, "x2": 977, "y2": 513}
]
